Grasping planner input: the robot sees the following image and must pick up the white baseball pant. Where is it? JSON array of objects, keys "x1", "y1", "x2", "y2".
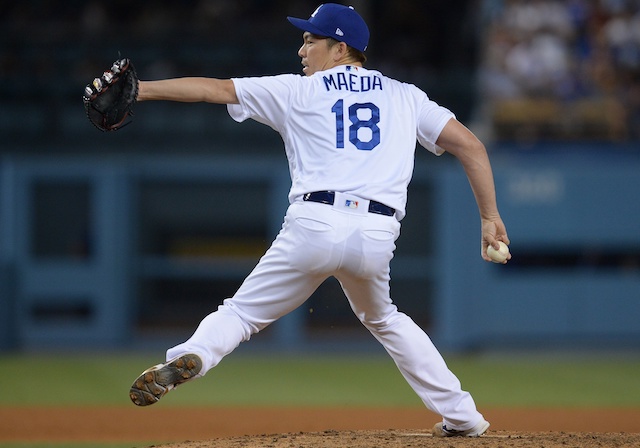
[{"x1": 167, "y1": 193, "x2": 484, "y2": 429}]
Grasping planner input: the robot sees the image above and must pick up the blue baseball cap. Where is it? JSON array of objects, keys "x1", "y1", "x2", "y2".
[{"x1": 287, "y1": 4, "x2": 370, "y2": 52}]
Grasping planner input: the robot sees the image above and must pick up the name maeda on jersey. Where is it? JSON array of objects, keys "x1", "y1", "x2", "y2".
[{"x1": 322, "y1": 68, "x2": 383, "y2": 92}]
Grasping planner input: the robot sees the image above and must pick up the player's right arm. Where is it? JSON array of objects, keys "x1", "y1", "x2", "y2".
[
  {"x1": 436, "y1": 117, "x2": 510, "y2": 263},
  {"x1": 138, "y1": 78, "x2": 239, "y2": 104}
]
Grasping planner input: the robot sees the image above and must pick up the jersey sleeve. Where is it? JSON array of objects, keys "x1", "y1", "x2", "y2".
[
  {"x1": 227, "y1": 74, "x2": 300, "y2": 132},
  {"x1": 416, "y1": 94, "x2": 455, "y2": 155}
]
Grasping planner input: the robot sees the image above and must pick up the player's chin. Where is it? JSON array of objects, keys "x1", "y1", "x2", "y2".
[{"x1": 301, "y1": 66, "x2": 313, "y2": 76}]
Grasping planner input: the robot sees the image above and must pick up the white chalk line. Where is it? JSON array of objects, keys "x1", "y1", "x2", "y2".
[{"x1": 398, "y1": 432, "x2": 518, "y2": 439}]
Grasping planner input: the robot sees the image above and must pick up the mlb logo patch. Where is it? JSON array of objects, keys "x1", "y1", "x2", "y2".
[{"x1": 345, "y1": 200, "x2": 359, "y2": 209}]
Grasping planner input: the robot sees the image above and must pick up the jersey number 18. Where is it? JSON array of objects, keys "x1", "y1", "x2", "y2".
[{"x1": 331, "y1": 100, "x2": 380, "y2": 151}]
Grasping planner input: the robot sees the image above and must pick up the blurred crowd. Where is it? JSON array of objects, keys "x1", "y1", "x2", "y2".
[
  {"x1": 0, "y1": 0, "x2": 317, "y2": 146},
  {"x1": 1, "y1": 0, "x2": 304, "y2": 95},
  {"x1": 480, "y1": 0, "x2": 640, "y2": 142},
  {"x1": 0, "y1": 0, "x2": 481, "y2": 149},
  {"x1": 1, "y1": 0, "x2": 638, "y2": 147}
]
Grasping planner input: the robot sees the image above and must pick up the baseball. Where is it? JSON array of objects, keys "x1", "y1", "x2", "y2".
[{"x1": 487, "y1": 241, "x2": 509, "y2": 263}]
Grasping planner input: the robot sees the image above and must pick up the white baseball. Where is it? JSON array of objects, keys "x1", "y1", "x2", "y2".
[{"x1": 487, "y1": 241, "x2": 509, "y2": 263}]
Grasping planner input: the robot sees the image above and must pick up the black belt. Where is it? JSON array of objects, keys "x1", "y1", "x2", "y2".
[{"x1": 303, "y1": 191, "x2": 395, "y2": 217}]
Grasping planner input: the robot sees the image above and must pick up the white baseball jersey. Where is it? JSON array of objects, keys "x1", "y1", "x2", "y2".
[{"x1": 228, "y1": 65, "x2": 455, "y2": 220}]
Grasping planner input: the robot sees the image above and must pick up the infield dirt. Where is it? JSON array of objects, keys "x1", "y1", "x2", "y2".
[{"x1": 1, "y1": 406, "x2": 639, "y2": 447}]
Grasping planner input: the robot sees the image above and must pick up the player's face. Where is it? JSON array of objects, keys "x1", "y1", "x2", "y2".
[{"x1": 298, "y1": 32, "x2": 336, "y2": 76}]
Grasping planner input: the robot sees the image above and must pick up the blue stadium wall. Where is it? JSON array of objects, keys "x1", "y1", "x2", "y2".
[{"x1": 1, "y1": 146, "x2": 639, "y2": 351}]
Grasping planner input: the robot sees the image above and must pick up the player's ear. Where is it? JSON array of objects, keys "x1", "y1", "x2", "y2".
[{"x1": 333, "y1": 41, "x2": 349, "y2": 60}]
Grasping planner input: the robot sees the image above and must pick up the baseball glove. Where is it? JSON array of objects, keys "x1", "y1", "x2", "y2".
[{"x1": 83, "y1": 58, "x2": 139, "y2": 131}]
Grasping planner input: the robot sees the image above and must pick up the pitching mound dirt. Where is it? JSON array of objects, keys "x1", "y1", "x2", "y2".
[
  {"x1": 2, "y1": 407, "x2": 639, "y2": 447},
  {"x1": 152, "y1": 430, "x2": 640, "y2": 448}
]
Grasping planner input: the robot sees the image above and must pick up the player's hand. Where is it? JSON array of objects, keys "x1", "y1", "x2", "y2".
[{"x1": 480, "y1": 217, "x2": 510, "y2": 263}]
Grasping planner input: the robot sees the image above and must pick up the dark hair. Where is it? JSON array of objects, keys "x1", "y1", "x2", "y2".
[{"x1": 322, "y1": 35, "x2": 367, "y2": 64}]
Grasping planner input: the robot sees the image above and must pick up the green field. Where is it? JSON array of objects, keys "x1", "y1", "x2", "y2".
[
  {"x1": 0, "y1": 351, "x2": 639, "y2": 408},
  {"x1": 1, "y1": 351, "x2": 639, "y2": 448}
]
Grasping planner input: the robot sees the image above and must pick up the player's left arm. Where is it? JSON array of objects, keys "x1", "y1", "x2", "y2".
[{"x1": 435, "y1": 118, "x2": 510, "y2": 262}]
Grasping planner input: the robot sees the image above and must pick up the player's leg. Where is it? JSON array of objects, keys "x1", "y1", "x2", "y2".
[
  {"x1": 131, "y1": 253, "x2": 325, "y2": 406},
  {"x1": 335, "y1": 215, "x2": 485, "y2": 430},
  {"x1": 165, "y1": 236, "x2": 327, "y2": 374},
  {"x1": 339, "y1": 272, "x2": 485, "y2": 430},
  {"x1": 165, "y1": 202, "x2": 338, "y2": 372},
  {"x1": 130, "y1": 202, "x2": 341, "y2": 405}
]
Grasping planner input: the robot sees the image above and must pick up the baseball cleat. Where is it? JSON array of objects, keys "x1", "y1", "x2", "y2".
[
  {"x1": 432, "y1": 419, "x2": 490, "y2": 437},
  {"x1": 129, "y1": 353, "x2": 202, "y2": 406}
]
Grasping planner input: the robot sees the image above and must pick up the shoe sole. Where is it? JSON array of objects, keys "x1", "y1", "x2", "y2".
[{"x1": 129, "y1": 354, "x2": 202, "y2": 406}]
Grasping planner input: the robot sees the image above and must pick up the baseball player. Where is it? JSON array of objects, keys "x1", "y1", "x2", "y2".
[{"x1": 128, "y1": 3, "x2": 510, "y2": 437}]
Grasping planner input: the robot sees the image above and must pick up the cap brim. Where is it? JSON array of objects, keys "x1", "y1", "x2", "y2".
[{"x1": 287, "y1": 17, "x2": 331, "y2": 39}]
